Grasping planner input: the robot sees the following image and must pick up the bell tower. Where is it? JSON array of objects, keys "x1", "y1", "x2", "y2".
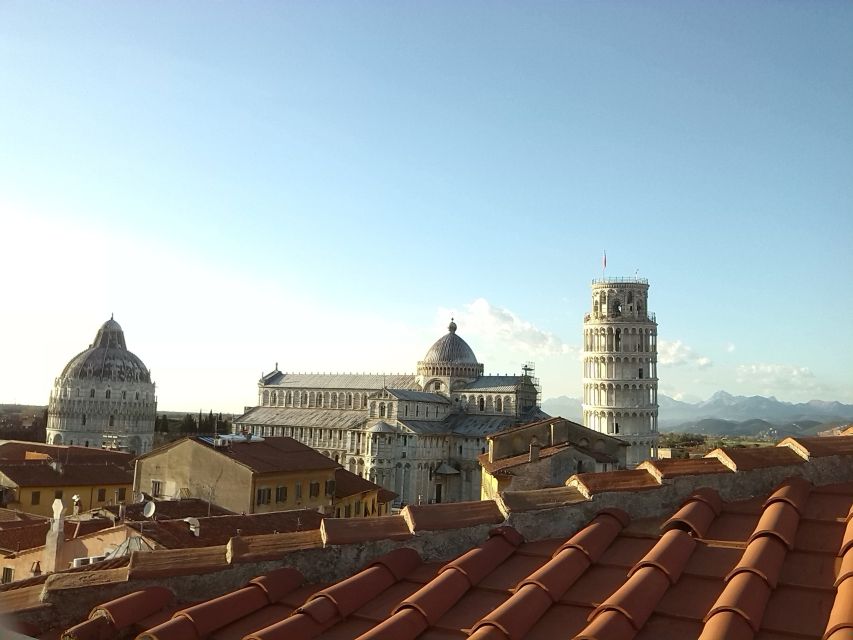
[{"x1": 582, "y1": 277, "x2": 659, "y2": 466}]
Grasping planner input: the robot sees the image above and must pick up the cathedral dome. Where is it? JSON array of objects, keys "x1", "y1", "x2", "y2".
[
  {"x1": 421, "y1": 320, "x2": 479, "y2": 365},
  {"x1": 60, "y1": 317, "x2": 151, "y2": 383}
]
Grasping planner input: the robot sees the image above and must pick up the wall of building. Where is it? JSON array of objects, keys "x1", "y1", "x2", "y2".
[
  {"x1": 0, "y1": 479, "x2": 131, "y2": 518},
  {"x1": 0, "y1": 525, "x2": 131, "y2": 585},
  {"x1": 134, "y1": 440, "x2": 255, "y2": 513},
  {"x1": 251, "y1": 469, "x2": 335, "y2": 515}
]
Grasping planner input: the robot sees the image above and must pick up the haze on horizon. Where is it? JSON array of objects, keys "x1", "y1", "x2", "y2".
[{"x1": 1, "y1": 2, "x2": 851, "y2": 412}]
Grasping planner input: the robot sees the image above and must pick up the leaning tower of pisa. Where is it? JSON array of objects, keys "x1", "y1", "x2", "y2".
[{"x1": 582, "y1": 277, "x2": 659, "y2": 466}]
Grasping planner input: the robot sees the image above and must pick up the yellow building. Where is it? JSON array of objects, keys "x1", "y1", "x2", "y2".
[
  {"x1": 0, "y1": 441, "x2": 133, "y2": 518},
  {"x1": 134, "y1": 435, "x2": 389, "y2": 517}
]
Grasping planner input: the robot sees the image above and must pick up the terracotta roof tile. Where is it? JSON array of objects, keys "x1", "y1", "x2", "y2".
[
  {"x1": 654, "y1": 574, "x2": 727, "y2": 620},
  {"x1": 568, "y1": 469, "x2": 659, "y2": 494},
  {"x1": 575, "y1": 608, "x2": 637, "y2": 640},
  {"x1": 61, "y1": 615, "x2": 115, "y2": 639},
  {"x1": 699, "y1": 610, "x2": 756, "y2": 640},
  {"x1": 90, "y1": 586, "x2": 174, "y2": 630},
  {"x1": 705, "y1": 571, "x2": 772, "y2": 633},
  {"x1": 191, "y1": 436, "x2": 339, "y2": 473},
  {"x1": 761, "y1": 584, "x2": 836, "y2": 638},
  {"x1": 707, "y1": 446, "x2": 805, "y2": 471},
  {"x1": 836, "y1": 552, "x2": 853, "y2": 588},
  {"x1": 499, "y1": 486, "x2": 587, "y2": 512},
  {"x1": 726, "y1": 535, "x2": 788, "y2": 588},
  {"x1": 402, "y1": 500, "x2": 504, "y2": 532},
  {"x1": 101, "y1": 499, "x2": 233, "y2": 521},
  {"x1": 628, "y1": 529, "x2": 696, "y2": 584},
  {"x1": 662, "y1": 498, "x2": 718, "y2": 539},
  {"x1": 321, "y1": 515, "x2": 411, "y2": 546},
  {"x1": 638, "y1": 457, "x2": 732, "y2": 480},
  {"x1": 0, "y1": 461, "x2": 132, "y2": 487},
  {"x1": 248, "y1": 567, "x2": 305, "y2": 603},
  {"x1": 136, "y1": 615, "x2": 199, "y2": 640},
  {"x1": 683, "y1": 543, "x2": 743, "y2": 579},
  {"x1": 763, "y1": 476, "x2": 812, "y2": 515},
  {"x1": 778, "y1": 435, "x2": 853, "y2": 458},
  {"x1": 705, "y1": 512, "x2": 762, "y2": 543},
  {"x1": 128, "y1": 509, "x2": 324, "y2": 549},
  {"x1": 748, "y1": 501, "x2": 801, "y2": 550},
  {"x1": 127, "y1": 545, "x2": 228, "y2": 579},
  {"x1": 559, "y1": 510, "x2": 629, "y2": 562},
  {"x1": 333, "y1": 468, "x2": 389, "y2": 500}
]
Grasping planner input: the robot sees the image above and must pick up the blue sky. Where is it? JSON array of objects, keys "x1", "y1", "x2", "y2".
[{"x1": 1, "y1": 2, "x2": 851, "y2": 411}]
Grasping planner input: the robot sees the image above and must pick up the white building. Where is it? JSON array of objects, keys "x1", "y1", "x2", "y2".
[
  {"x1": 233, "y1": 321, "x2": 546, "y2": 505},
  {"x1": 582, "y1": 278, "x2": 659, "y2": 466},
  {"x1": 46, "y1": 317, "x2": 156, "y2": 454}
]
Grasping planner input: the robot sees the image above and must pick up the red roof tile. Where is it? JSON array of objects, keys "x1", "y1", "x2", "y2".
[
  {"x1": 778, "y1": 435, "x2": 853, "y2": 458},
  {"x1": 321, "y1": 515, "x2": 411, "y2": 546},
  {"x1": 707, "y1": 445, "x2": 805, "y2": 471},
  {"x1": 188, "y1": 436, "x2": 339, "y2": 473},
  {"x1": 638, "y1": 457, "x2": 732, "y2": 480},
  {"x1": 0, "y1": 461, "x2": 132, "y2": 487},
  {"x1": 333, "y1": 468, "x2": 390, "y2": 500},
  {"x1": 402, "y1": 500, "x2": 504, "y2": 531},
  {"x1": 568, "y1": 469, "x2": 659, "y2": 494}
]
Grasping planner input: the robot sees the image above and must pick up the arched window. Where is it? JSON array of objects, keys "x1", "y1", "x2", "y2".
[
  {"x1": 136, "y1": 391, "x2": 139, "y2": 400},
  {"x1": 109, "y1": 415, "x2": 115, "y2": 427},
  {"x1": 105, "y1": 389, "x2": 111, "y2": 399},
  {"x1": 271, "y1": 392, "x2": 277, "y2": 405},
  {"x1": 379, "y1": 403, "x2": 386, "y2": 418},
  {"x1": 496, "y1": 397, "x2": 503, "y2": 412},
  {"x1": 478, "y1": 397, "x2": 485, "y2": 412},
  {"x1": 90, "y1": 389, "x2": 95, "y2": 398},
  {"x1": 347, "y1": 393, "x2": 353, "y2": 408},
  {"x1": 122, "y1": 391, "x2": 126, "y2": 399},
  {"x1": 82, "y1": 414, "x2": 86, "y2": 426}
]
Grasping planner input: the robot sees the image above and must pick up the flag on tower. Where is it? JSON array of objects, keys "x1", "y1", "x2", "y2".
[{"x1": 602, "y1": 250, "x2": 607, "y2": 271}]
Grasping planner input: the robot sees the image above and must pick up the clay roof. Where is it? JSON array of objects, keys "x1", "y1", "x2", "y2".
[
  {"x1": 333, "y1": 468, "x2": 391, "y2": 500},
  {"x1": 480, "y1": 442, "x2": 618, "y2": 474},
  {"x1": 189, "y1": 436, "x2": 340, "y2": 474},
  {"x1": 17, "y1": 436, "x2": 853, "y2": 640},
  {"x1": 125, "y1": 509, "x2": 325, "y2": 549},
  {"x1": 100, "y1": 498, "x2": 234, "y2": 521},
  {"x1": 0, "y1": 517, "x2": 112, "y2": 554},
  {"x1": 0, "y1": 460, "x2": 132, "y2": 487},
  {"x1": 0, "y1": 440, "x2": 133, "y2": 464}
]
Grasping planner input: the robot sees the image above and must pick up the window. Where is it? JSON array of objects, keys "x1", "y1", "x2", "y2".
[
  {"x1": 31, "y1": 491, "x2": 40, "y2": 506},
  {"x1": 90, "y1": 389, "x2": 95, "y2": 398},
  {"x1": 309, "y1": 482, "x2": 320, "y2": 498},
  {"x1": 54, "y1": 490, "x2": 63, "y2": 500},
  {"x1": 1, "y1": 568, "x2": 13, "y2": 584},
  {"x1": 638, "y1": 368, "x2": 644, "y2": 379},
  {"x1": 151, "y1": 481, "x2": 163, "y2": 497},
  {"x1": 434, "y1": 381, "x2": 441, "y2": 390},
  {"x1": 118, "y1": 488, "x2": 126, "y2": 502},
  {"x1": 105, "y1": 390, "x2": 111, "y2": 399},
  {"x1": 344, "y1": 505, "x2": 352, "y2": 518},
  {"x1": 325, "y1": 480, "x2": 336, "y2": 497},
  {"x1": 295, "y1": 482, "x2": 302, "y2": 500},
  {"x1": 355, "y1": 500, "x2": 362, "y2": 516},
  {"x1": 136, "y1": 392, "x2": 139, "y2": 400},
  {"x1": 479, "y1": 397, "x2": 485, "y2": 411},
  {"x1": 275, "y1": 486, "x2": 287, "y2": 503},
  {"x1": 97, "y1": 488, "x2": 106, "y2": 502},
  {"x1": 109, "y1": 415, "x2": 115, "y2": 427},
  {"x1": 256, "y1": 488, "x2": 271, "y2": 505},
  {"x1": 122, "y1": 391, "x2": 126, "y2": 399}
]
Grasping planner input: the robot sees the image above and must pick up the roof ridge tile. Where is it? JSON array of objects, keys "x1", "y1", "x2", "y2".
[{"x1": 321, "y1": 515, "x2": 411, "y2": 546}]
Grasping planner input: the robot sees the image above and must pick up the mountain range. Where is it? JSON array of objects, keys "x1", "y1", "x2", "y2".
[{"x1": 542, "y1": 391, "x2": 853, "y2": 433}]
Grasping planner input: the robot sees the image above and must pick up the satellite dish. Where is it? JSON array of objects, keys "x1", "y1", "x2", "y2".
[{"x1": 142, "y1": 501, "x2": 156, "y2": 519}]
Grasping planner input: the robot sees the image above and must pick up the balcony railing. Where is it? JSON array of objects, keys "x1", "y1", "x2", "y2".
[{"x1": 591, "y1": 277, "x2": 649, "y2": 285}]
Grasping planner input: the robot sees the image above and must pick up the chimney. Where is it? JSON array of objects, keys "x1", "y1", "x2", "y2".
[
  {"x1": 42, "y1": 499, "x2": 66, "y2": 574},
  {"x1": 529, "y1": 436, "x2": 541, "y2": 463}
]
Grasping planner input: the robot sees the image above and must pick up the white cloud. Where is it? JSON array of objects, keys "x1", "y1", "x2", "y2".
[
  {"x1": 735, "y1": 363, "x2": 818, "y2": 393},
  {"x1": 725, "y1": 343, "x2": 736, "y2": 353},
  {"x1": 658, "y1": 339, "x2": 712, "y2": 368},
  {"x1": 438, "y1": 298, "x2": 577, "y2": 358}
]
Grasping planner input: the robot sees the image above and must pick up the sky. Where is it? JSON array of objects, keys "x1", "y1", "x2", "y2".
[{"x1": 1, "y1": 2, "x2": 851, "y2": 412}]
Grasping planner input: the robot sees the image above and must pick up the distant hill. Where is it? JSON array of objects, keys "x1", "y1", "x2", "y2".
[{"x1": 542, "y1": 392, "x2": 853, "y2": 436}]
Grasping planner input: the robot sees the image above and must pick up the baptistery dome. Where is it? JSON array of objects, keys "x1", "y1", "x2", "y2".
[
  {"x1": 46, "y1": 317, "x2": 156, "y2": 455},
  {"x1": 61, "y1": 318, "x2": 152, "y2": 383}
]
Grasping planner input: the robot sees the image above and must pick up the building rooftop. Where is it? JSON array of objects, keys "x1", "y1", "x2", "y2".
[
  {"x1": 7, "y1": 435, "x2": 853, "y2": 640},
  {"x1": 0, "y1": 461, "x2": 133, "y2": 487},
  {"x1": 0, "y1": 441, "x2": 133, "y2": 464},
  {"x1": 99, "y1": 498, "x2": 234, "y2": 522},
  {"x1": 142, "y1": 436, "x2": 340, "y2": 475}
]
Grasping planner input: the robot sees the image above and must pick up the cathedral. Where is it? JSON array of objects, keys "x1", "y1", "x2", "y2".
[
  {"x1": 45, "y1": 317, "x2": 157, "y2": 454},
  {"x1": 233, "y1": 321, "x2": 547, "y2": 505}
]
